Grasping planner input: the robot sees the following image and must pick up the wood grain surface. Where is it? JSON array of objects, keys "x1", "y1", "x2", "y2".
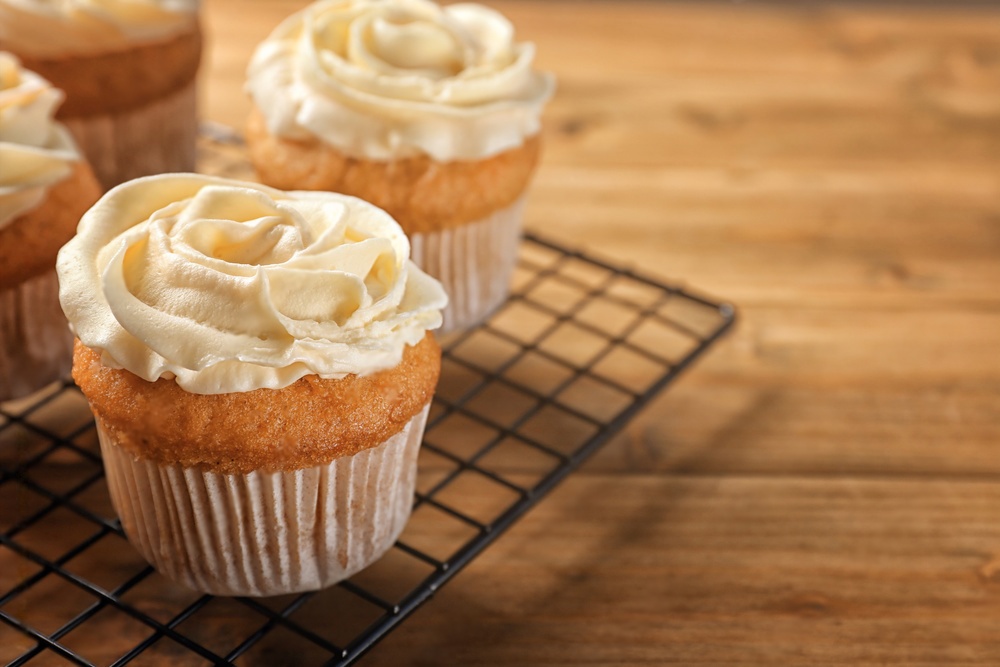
[
  {"x1": 324, "y1": 1, "x2": 996, "y2": 664},
  {"x1": 6, "y1": 0, "x2": 1000, "y2": 665},
  {"x1": 200, "y1": 0, "x2": 1000, "y2": 664}
]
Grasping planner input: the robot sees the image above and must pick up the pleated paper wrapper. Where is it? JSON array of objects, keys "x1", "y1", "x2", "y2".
[
  {"x1": 63, "y1": 81, "x2": 198, "y2": 191},
  {"x1": 410, "y1": 195, "x2": 525, "y2": 334},
  {"x1": 98, "y1": 403, "x2": 431, "y2": 597},
  {"x1": 0, "y1": 270, "x2": 72, "y2": 402}
]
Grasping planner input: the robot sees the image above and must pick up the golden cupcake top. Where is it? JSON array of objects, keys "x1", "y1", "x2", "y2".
[
  {"x1": 0, "y1": 52, "x2": 80, "y2": 230},
  {"x1": 0, "y1": 0, "x2": 199, "y2": 57},
  {"x1": 56, "y1": 174, "x2": 448, "y2": 395},
  {"x1": 246, "y1": 0, "x2": 555, "y2": 161}
]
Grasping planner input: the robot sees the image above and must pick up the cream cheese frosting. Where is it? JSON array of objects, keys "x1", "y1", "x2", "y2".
[
  {"x1": 0, "y1": 0, "x2": 199, "y2": 58},
  {"x1": 0, "y1": 52, "x2": 80, "y2": 230},
  {"x1": 246, "y1": 0, "x2": 555, "y2": 161},
  {"x1": 56, "y1": 174, "x2": 448, "y2": 395}
]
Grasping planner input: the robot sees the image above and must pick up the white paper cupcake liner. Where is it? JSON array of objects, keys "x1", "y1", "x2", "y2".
[
  {"x1": 62, "y1": 81, "x2": 198, "y2": 190},
  {"x1": 97, "y1": 403, "x2": 430, "y2": 597},
  {"x1": 0, "y1": 270, "x2": 72, "y2": 403},
  {"x1": 409, "y1": 195, "x2": 526, "y2": 334}
]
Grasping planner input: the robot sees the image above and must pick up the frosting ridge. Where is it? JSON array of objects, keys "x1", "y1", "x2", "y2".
[
  {"x1": 0, "y1": 52, "x2": 80, "y2": 230},
  {"x1": 57, "y1": 174, "x2": 448, "y2": 394},
  {"x1": 247, "y1": 0, "x2": 555, "y2": 161}
]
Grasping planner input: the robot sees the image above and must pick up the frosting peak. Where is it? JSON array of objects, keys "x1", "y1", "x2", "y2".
[
  {"x1": 56, "y1": 174, "x2": 448, "y2": 394},
  {"x1": 247, "y1": 0, "x2": 554, "y2": 161},
  {"x1": 0, "y1": 0, "x2": 199, "y2": 57},
  {"x1": 0, "y1": 52, "x2": 80, "y2": 230}
]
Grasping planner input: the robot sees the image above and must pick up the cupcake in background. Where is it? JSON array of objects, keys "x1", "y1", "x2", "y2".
[
  {"x1": 58, "y1": 174, "x2": 447, "y2": 596},
  {"x1": 0, "y1": 0, "x2": 202, "y2": 190},
  {"x1": 246, "y1": 0, "x2": 554, "y2": 332},
  {"x1": 0, "y1": 52, "x2": 101, "y2": 402}
]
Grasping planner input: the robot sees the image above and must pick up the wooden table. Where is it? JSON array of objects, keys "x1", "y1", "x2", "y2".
[{"x1": 161, "y1": 0, "x2": 1000, "y2": 663}]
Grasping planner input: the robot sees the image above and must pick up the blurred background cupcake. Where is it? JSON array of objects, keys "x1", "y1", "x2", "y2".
[
  {"x1": 245, "y1": 0, "x2": 554, "y2": 332},
  {"x1": 0, "y1": 52, "x2": 101, "y2": 401},
  {"x1": 0, "y1": 0, "x2": 202, "y2": 190}
]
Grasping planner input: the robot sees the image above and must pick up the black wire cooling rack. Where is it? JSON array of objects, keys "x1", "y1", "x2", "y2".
[{"x1": 0, "y1": 136, "x2": 736, "y2": 667}]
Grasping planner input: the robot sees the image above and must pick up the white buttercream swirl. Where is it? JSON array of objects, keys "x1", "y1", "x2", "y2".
[
  {"x1": 247, "y1": 0, "x2": 554, "y2": 161},
  {"x1": 0, "y1": 52, "x2": 80, "y2": 230},
  {"x1": 0, "y1": 0, "x2": 199, "y2": 57},
  {"x1": 57, "y1": 174, "x2": 448, "y2": 395}
]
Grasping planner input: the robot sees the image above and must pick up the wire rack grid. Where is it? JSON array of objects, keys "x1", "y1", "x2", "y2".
[{"x1": 0, "y1": 138, "x2": 736, "y2": 667}]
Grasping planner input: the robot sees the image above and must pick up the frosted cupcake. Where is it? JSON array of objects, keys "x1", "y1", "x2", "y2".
[
  {"x1": 0, "y1": 53, "x2": 101, "y2": 402},
  {"x1": 0, "y1": 0, "x2": 202, "y2": 190},
  {"x1": 57, "y1": 174, "x2": 447, "y2": 596},
  {"x1": 246, "y1": 0, "x2": 554, "y2": 332}
]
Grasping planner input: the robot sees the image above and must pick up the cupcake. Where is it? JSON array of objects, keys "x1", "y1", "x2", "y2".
[
  {"x1": 245, "y1": 0, "x2": 554, "y2": 332},
  {"x1": 0, "y1": 0, "x2": 202, "y2": 190},
  {"x1": 57, "y1": 174, "x2": 447, "y2": 596},
  {"x1": 0, "y1": 53, "x2": 101, "y2": 402}
]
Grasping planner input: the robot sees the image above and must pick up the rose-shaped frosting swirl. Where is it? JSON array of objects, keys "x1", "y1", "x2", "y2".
[
  {"x1": 0, "y1": 52, "x2": 80, "y2": 230},
  {"x1": 247, "y1": 0, "x2": 555, "y2": 161},
  {"x1": 0, "y1": 0, "x2": 199, "y2": 57},
  {"x1": 57, "y1": 174, "x2": 448, "y2": 394}
]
